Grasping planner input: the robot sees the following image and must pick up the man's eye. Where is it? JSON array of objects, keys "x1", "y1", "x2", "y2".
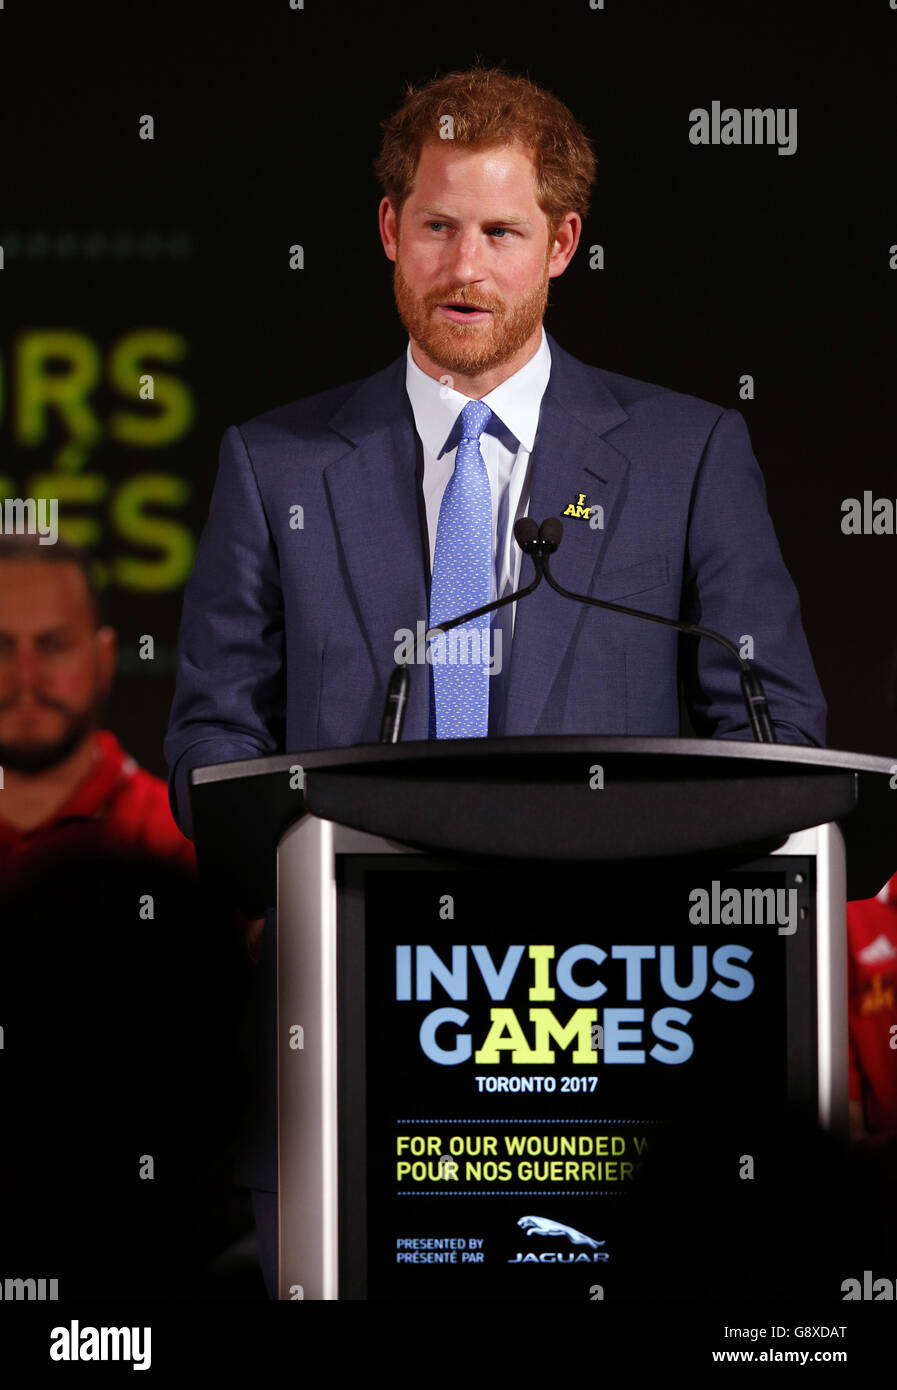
[{"x1": 425, "y1": 223, "x2": 515, "y2": 237}]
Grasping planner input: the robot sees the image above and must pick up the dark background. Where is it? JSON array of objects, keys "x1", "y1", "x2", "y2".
[
  {"x1": 1, "y1": 2, "x2": 896, "y2": 1340},
  {"x1": 1, "y1": 0, "x2": 895, "y2": 769}
]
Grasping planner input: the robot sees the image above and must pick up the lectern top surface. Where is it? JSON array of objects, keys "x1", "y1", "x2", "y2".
[{"x1": 190, "y1": 736, "x2": 897, "y2": 786}]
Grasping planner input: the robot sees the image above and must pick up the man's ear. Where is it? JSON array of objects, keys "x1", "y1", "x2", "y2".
[
  {"x1": 379, "y1": 197, "x2": 399, "y2": 262},
  {"x1": 548, "y1": 212, "x2": 582, "y2": 278}
]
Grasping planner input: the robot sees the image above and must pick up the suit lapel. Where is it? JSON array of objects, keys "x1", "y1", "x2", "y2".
[
  {"x1": 501, "y1": 337, "x2": 631, "y2": 734},
  {"x1": 320, "y1": 336, "x2": 633, "y2": 742},
  {"x1": 323, "y1": 354, "x2": 432, "y2": 740}
]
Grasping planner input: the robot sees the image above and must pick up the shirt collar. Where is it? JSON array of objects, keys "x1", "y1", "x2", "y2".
[
  {"x1": 57, "y1": 730, "x2": 136, "y2": 821},
  {"x1": 404, "y1": 325, "x2": 551, "y2": 459},
  {"x1": 877, "y1": 873, "x2": 897, "y2": 905}
]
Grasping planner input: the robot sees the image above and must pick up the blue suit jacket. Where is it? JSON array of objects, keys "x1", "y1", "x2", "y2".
[
  {"x1": 165, "y1": 330, "x2": 825, "y2": 835},
  {"x1": 164, "y1": 332, "x2": 826, "y2": 1194}
]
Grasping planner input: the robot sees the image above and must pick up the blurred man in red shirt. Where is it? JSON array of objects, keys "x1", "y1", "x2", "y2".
[
  {"x1": 0, "y1": 534, "x2": 193, "y2": 879},
  {"x1": 846, "y1": 645, "x2": 897, "y2": 1145},
  {"x1": 0, "y1": 533, "x2": 259, "y2": 1297},
  {"x1": 848, "y1": 871, "x2": 897, "y2": 1143}
]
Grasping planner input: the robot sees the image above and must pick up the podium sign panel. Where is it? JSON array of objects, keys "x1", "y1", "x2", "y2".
[{"x1": 278, "y1": 817, "x2": 847, "y2": 1301}]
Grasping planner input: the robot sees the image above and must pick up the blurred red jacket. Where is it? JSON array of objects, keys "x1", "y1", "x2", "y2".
[
  {"x1": 0, "y1": 730, "x2": 196, "y2": 881},
  {"x1": 848, "y1": 872, "x2": 897, "y2": 1140}
]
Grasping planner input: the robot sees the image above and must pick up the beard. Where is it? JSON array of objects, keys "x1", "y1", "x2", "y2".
[
  {"x1": 392, "y1": 243, "x2": 552, "y2": 379},
  {"x1": 0, "y1": 697, "x2": 102, "y2": 774}
]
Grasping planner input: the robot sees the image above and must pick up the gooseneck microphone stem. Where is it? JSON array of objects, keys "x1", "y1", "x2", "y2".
[
  {"x1": 380, "y1": 513, "x2": 777, "y2": 745},
  {"x1": 540, "y1": 553, "x2": 777, "y2": 744},
  {"x1": 379, "y1": 538, "x2": 546, "y2": 744}
]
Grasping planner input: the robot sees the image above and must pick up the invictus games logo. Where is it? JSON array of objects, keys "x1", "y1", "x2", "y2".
[
  {"x1": 394, "y1": 622, "x2": 502, "y2": 675},
  {"x1": 508, "y1": 1214, "x2": 610, "y2": 1264}
]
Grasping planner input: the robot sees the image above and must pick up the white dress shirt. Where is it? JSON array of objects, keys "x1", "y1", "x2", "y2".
[{"x1": 404, "y1": 327, "x2": 553, "y2": 733}]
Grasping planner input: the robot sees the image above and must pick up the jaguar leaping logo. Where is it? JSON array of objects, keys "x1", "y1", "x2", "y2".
[{"x1": 517, "y1": 1215, "x2": 604, "y2": 1249}]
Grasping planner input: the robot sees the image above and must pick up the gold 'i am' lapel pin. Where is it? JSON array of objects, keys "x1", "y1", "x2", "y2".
[
  {"x1": 563, "y1": 492, "x2": 593, "y2": 520},
  {"x1": 561, "y1": 492, "x2": 604, "y2": 530}
]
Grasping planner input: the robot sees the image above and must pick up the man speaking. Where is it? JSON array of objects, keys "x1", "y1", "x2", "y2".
[{"x1": 164, "y1": 63, "x2": 826, "y2": 1293}]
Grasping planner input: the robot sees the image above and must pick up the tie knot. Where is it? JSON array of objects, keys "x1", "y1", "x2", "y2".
[{"x1": 459, "y1": 399, "x2": 492, "y2": 442}]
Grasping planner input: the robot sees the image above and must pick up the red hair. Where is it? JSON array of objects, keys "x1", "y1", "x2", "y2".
[{"x1": 373, "y1": 63, "x2": 597, "y2": 244}]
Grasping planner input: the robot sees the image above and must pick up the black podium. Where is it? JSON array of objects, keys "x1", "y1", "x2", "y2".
[{"x1": 190, "y1": 737, "x2": 897, "y2": 1301}]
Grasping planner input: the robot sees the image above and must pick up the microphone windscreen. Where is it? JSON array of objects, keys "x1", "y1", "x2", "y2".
[
  {"x1": 513, "y1": 517, "x2": 540, "y2": 550},
  {"x1": 540, "y1": 516, "x2": 564, "y2": 548}
]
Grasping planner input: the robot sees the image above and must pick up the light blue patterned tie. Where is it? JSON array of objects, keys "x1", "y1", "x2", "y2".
[{"x1": 429, "y1": 399, "x2": 493, "y2": 738}]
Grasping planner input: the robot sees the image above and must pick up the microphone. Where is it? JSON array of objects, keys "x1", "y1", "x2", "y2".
[
  {"x1": 536, "y1": 517, "x2": 777, "y2": 744},
  {"x1": 379, "y1": 519, "x2": 547, "y2": 743}
]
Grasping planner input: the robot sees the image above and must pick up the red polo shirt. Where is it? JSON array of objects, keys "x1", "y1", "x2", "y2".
[{"x1": 0, "y1": 730, "x2": 195, "y2": 884}]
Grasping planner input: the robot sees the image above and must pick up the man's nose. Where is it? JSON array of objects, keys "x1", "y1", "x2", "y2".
[
  {"x1": 445, "y1": 230, "x2": 489, "y2": 284},
  {"x1": 5, "y1": 648, "x2": 44, "y2": 691}
]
